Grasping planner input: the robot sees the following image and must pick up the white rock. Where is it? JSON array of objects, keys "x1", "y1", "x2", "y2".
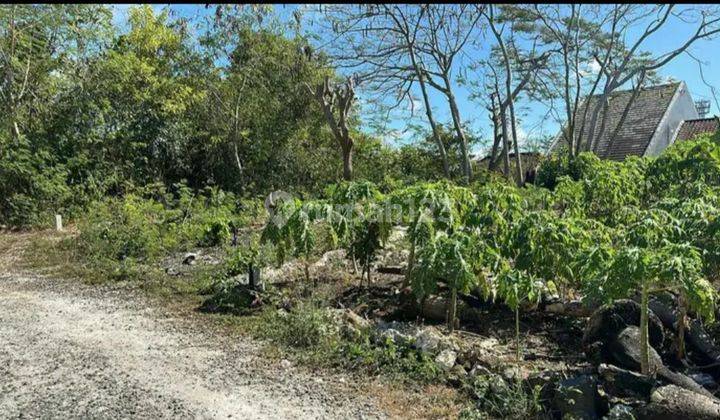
[
  {"x1": 476, "y1": 337, "x2": 500, "y2": 350},
  {"x1": 380, "y1": 328, "x2": 412, "y2": 345},
  {"x1": 415, "y1": 328, "x2": 443, "y2": 354},
  {"x1": 182, "y1": 252, "x2": 197, "y2": 265},
  {"x1": 604, "y1": 404, "x2": 634, "y2": 420},
  {"x1": 435, "y1": 349, "x2": 457, "y2": 371},
  {"x1": 280, "y1": 359, "x2": 292, "y2": 369},
  {"x1": 469, "y1": 364, "x2": 492, "y2": 377}
]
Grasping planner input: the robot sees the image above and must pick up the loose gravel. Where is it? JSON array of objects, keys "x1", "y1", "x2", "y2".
[{"x1": 0, "y1": 274, "x2": 386, "y2": 419}]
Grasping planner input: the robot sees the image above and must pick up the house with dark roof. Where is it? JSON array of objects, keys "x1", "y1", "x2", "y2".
[
  {"x1": 549, "y1": 82, "x2": 705, "y2": 160},
  {"x1": 673, "y1": 116, "x2": 720, "y2": 143}
]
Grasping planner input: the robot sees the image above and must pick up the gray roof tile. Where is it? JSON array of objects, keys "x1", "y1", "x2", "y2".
[{"x1": 554, "y1": 82, "x2": 680, "y2": 160}]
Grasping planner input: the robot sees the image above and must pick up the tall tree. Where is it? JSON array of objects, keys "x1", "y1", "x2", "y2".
[
  {"x1": 307, "y1": 75, "x2": 357, "y2": 181},
  {"x1": 318, "y1": 4, "x2": 481, "y2": 183},
  {"x1": 415, "y1": 5, "x2": 482, "y2": 184},
  {"x1": 318, "y1": 5, "x2": 452, "y2": 178},
  {"x1": 476, "y1": 5, "x2": 554, "y2": 184},
  {"x1": 0, "y1": 5, "x2": 110, "y2": 152}
]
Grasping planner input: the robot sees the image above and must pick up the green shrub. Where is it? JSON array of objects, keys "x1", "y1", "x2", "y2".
[
  {"x1": 646, "y1": 136, "x2": 720, "y2": 202},
  {"x1": 0, "y1": 146, "x2": 72, "y2": 228},
  {"x1": 78, "y1": 195, "x2": 167, "y2": 262},
  {"x1": 256, "y1": 304, "x2": 342, "y2": 349},
  {"x1": 459, "y1": 375, "x2": 543, "y2": 419},
  {"x1": 72, "y1": 182, "x2": 258, "y2": 282}
]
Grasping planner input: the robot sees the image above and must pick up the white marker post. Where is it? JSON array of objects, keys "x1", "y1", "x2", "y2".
[{"x1": 55, "y1": 214, "x2": 63, "y2": 231}]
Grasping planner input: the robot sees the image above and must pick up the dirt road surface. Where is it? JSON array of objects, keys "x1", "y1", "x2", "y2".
[{"x1": 0, "y1": 273, "x2": 386, "y2": 419}]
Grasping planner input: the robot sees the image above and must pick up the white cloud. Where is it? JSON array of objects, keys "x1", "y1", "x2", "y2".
[{"x1": 579, "y1": 58, "x2": 602, "y2": 78}]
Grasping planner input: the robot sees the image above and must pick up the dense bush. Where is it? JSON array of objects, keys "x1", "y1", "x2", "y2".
[{"x1": 73, "y1": 182, "x2": 263, "y2": 279}]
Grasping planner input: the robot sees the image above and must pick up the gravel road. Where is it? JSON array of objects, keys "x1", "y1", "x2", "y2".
[{"x1": 0, "y1": 273, "x2": 386, "y2": 419}]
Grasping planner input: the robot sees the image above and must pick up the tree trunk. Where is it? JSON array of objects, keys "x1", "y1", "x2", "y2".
[
  {"x1": 342, "y1": 143, "x2": 353, "y2": 181},
  {"x1": 677, "y1": 292, "x2": 687, "y2": 360},
  {"x1": 402, "y1": 241, "x2": 416, "y2": 289},
  {"x1": 500, "y1": 108, "x2": 511, "y2": 178},
  {"x1": 488, "y1": 94, "x2": 502, "y2": 172},
  {"x1": 448, "y1": 287, "x2": 458, "y2": 333},
  {"x1": 304, "y1": 259, "x2": 312, "y2": 286},
  {"x1": 515, "y1": 305, "x2": 521, "y2": 366},
  {"x1": 365, "y1": 255, "x2": 372, "y2": 285},
  {"x1": 444, "y1": 78, "x2": 473, "y2": 184},
  {"x1": 585, "y1": 91, "x2": 610, "y2": 153},
  {"x1": 508, "y1": 98, "x2": 524, "y2": 186},
  {"x1": 488, "y1": 133, "x2": 502, "y2": 172},
  {"x1": 640, "y1": 282, "x2": 651, "y2": 375},
  {"x1": 248, "y1": 263, "x2": 255, "y2": 288},
  {"x1": 415, "y1": 64, "x2": 450, "y2": 178}
]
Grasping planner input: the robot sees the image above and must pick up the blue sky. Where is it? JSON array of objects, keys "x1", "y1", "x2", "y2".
[{"x1": 111, "y1": 4, "x2": 720, "y2": 155}]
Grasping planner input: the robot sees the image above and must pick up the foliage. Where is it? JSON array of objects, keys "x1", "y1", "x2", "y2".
[
  {"x1": 256, "y1": 304, "x2": 342, "y2": 349},
  {"x1": 460, "y1": 374, "x2": 543, "y2": 419},
  {"x1": 646, "y1": 135, "x2": 720, "y2": 202},
  {"x1": 74, "y1": 183, "x2": 251, "y2": 279}
]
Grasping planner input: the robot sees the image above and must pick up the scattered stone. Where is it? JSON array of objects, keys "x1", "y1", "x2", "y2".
[
  {"x1": 457, "y1": 338, "x2": 500, "y2": 369},
  {"x1": 610, "y1": 326, "x2": 664, "y2": 375},
  {"x1": 476, "y1": 337, "x2": 499, "y2": 350},
  {"x1": 374, "y1": 321, "x2": 417, "y2": 346},
  {"x1": 603, "y1": 404, "x2": 635, "y2": 420},
  {"x1": 412, "y1": 326, "x2": 460, "y2": 356},
  {"x1": 468, "y1": 364, "x2": 492, "y2": 378},
  {"x1": 610, "y1": 327, "x2": 714, "y2": 398},
  {"x1": 415, "y1": 328, "x2": 444, "y2": 354},
  {"x1": 635, "y1": 384, "x2": 720, "y2": 419},
  {"x1": 182, "y1": 253, "x2": 197, "y2": 265},
  {"x1": 598, "y1": 363, "x2": 655, "y2": 399},
  {"x1": 280, "y1": 359, "x2": 292, "y2": 369},
  {"x1": 199, "y1": 254, "x2": 220, "y2": 265},
  {"x1": 435, "y1": 349, "x2": 457, "y2": 371},
  {"x1": 553, "y1": 374, "x2": 605, "y2": 420},
  {"x1": 343, "y1": 309, "x2": 371, "y2": 330},
  {"x1": 378, "y1": 328, "x2": 413, "y2": 346},
  {"x1": 488, "y1": 374, "x2": 509, "y2": 394},
  {"x1": 500, "y1": 365, "x2": 532, "y2": 383},
  {"x1": 566, "y1": 299, "x2": 598, "y2": 318},
  {"x1": 526, "y1": 369, "x2": 565, "y2": 402}
]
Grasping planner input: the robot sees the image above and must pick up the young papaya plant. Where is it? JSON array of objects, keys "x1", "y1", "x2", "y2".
[
  {"x1": 410, "y1": 231, "x2": 484, "y2": 333},
  {"x1": 510, "y1": 211, "x2": 609, "y2": 298},
  {"x1": 390, "y1": 182, "x2": 461, "y2": 288},
  {"x1": 223, "y1": 235, "x2": 268, "y2": 289},
  {"x1": 467, "y1": 181, "x2": 522, "y2": 251},
  {"x1": 587, "y1": 207, "x2": 716, "y2": 375},
  {"x1": 656, "y1": 242, "x2": 715, "y2": 360},
  {"x1": 260, "y1": 195, "x2": 300, "y2": 266},
  {"x1": 261, "y1": 197, "x2": 330, "y2": 286},
  {"x1": 495, "y1": 264, "x2": 543, "y2": 370},
  {"x1": 599, "y1": 243, "x2": 713, "y2": 375},
  {"x1": 348, "y1": 199, "x2": 393, "y2": 286},
  {"x1": 328, "y1": 181, "x2": 384, "y2": 278}
]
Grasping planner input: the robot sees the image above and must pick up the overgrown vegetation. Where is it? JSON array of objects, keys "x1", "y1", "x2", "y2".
[{"x1": 5, "y1": 3, "x2": 720, "y2": 418}]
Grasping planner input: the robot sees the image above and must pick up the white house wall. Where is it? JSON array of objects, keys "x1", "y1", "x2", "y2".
[{"x1": 644, "y1": 82, "x2": 699, "y2": 157}]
